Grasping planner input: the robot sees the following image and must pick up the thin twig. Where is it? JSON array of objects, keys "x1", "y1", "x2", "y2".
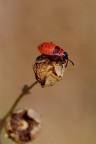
[{"x1": 0, "y1": 81, "x2": 38, "y2": 141}]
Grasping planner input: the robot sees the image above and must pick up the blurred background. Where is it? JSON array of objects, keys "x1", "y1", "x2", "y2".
[{"x1": 0, "y1": 0, "x2": 96, "y2": 144}]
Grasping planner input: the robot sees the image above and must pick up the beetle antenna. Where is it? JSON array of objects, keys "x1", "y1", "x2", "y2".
[
  {"x1": 68, "y1": 58, "x2": 74, "y2": 66},
  {"x1": 65, "y1": 59, "x2": 68, "y2": 67}
]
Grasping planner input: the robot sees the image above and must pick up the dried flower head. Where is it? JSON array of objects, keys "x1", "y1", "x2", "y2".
[
  {"x1": 33, "y1": 55, "x2": 65, "y2": 87},
  {"x1": 4, "y1": 108, "x2": 41, "y2": 144}
]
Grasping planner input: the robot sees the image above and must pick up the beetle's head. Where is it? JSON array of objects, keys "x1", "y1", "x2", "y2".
[{"x1": 63, "y1": 52, "x2": 74, "y2": 67}]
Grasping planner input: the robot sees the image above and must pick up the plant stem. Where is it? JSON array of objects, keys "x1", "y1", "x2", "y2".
[{"x1": 0, "y1": 81, "x2": 38, "y2": 131}]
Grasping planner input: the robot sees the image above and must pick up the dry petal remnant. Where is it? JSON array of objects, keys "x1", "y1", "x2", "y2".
[
  {"x1": 5, "y1": 108, "x2": 41, "y2": 144},
  {"x1": 33, "y1": 55, "x2": 65, "y2": 87}
]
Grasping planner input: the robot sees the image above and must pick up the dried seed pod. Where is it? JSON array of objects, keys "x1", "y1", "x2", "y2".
[
  {"x1": 33, "y1": 55, "x2": 65, "y2": 87},
  {"x1": 4, "y1": 108, "x2": 41, "y2": 144}
]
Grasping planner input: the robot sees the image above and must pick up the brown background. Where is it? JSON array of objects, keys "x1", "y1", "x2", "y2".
[{"x1": 0, "y1": 0, "x2": 96, "y2": 144}]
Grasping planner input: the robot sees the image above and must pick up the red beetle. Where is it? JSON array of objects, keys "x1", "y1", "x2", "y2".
[{"x1": 38, "y1": 42, "x2": 74, "y2": 67}]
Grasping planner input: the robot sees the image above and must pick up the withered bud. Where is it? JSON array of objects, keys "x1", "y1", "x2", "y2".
[
  {"x1": 4, "y1": 108, "x2": 41, "y2": 144},
  {"x1": 33, "y1": 55, "x2": 65, "y2": 87}
]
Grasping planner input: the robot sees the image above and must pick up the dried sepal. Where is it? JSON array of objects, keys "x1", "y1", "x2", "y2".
[
  {"x1": 33, "y1": 55, "x2": 65, "y2": 87},
  {"x1": 4, "y1": 108, "x2": 41, "y2": 144}
]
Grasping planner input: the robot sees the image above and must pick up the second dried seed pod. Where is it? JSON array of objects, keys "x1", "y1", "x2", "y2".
[{"x1": 4, "y1": 108, "x2": 41, "y2": 144}]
